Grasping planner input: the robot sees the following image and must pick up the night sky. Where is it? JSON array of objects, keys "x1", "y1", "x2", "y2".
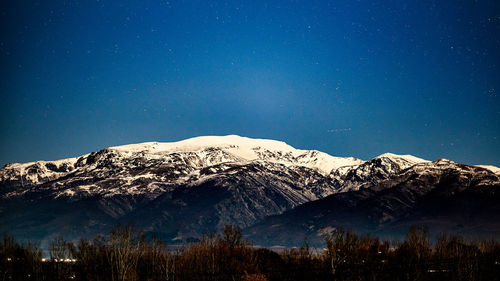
[{"x1": 1, "y1": 0, "x2": 499, "y2": 166}]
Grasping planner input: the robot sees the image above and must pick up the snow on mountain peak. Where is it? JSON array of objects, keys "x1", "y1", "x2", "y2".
[
  {"x1": 477, "y1": 165, "x2": 500, "y2": 175},
  {"x1": 108, "y1": 135, "x2": 363, "y2": 174},
  {"x1": 109, "y1": 135, "x2": 295, "y2": 154},
  {"x1": 375, "y1": 153, "x2": 429, "y2": 164}
]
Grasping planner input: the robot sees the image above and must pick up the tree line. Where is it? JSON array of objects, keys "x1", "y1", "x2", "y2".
[{"x1": 1, "y1": 225, "x2": 499, "y2": 281}]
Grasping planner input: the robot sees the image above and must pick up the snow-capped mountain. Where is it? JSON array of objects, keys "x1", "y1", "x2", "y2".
[
  {"x1": 1, "y1": 135, "x2": 499, "y2": 246},
  {"x1": 1, "y1": 135, "x2": 363, "y2": 198},
  {"x1": 247, "y1": 158, "x2": 500, "y2": 246},
  {"x1": 330, "y1": 152, "x2": 429, "y2": 192},
  {"x1": 0, "y1": 135, "x2": 364, "y2": 245}
]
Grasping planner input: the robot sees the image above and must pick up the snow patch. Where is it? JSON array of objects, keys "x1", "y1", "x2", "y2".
[
  {"x1": 477, "y1": 165, "x2": 500, "y2": 175},
  {"x1": 375, "y1": 153, "x2": 429, "y2": 164}
]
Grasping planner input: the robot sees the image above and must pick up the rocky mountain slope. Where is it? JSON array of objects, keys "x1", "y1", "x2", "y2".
[
  {"x1": 246, "y1": 159, "x2": 500, "y2": 246},
  {"x1": 1, "y1": 135, "x2": 499, "y2": 247}
]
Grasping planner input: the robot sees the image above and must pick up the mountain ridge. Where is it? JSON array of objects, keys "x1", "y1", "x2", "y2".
[
  {"x1": 246, "y1": 157, "x2": 500, "y2": 246},
  {"x1": 1, "y1": 135, "x2": 499, "y2": 247}
]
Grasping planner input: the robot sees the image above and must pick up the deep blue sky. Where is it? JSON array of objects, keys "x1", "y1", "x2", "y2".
[{"x1": 1, "y1": 0, "x2": 499, "y2": 166}]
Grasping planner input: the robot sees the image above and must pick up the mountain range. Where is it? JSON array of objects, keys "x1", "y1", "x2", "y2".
[{"x1": 1, "y1": 135, "x2": 499, "y2": 247}]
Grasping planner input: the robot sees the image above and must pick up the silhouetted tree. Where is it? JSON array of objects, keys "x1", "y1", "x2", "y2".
[
  {"x1": 106, "y1": 224, "x2": 144, "y2": 281},
  {"x1": 2, "y1": 225, "x2": 500, "y2": 281}
]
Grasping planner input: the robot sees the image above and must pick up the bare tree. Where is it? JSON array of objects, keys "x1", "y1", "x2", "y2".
[
  {"x1": 49, "y1": 236, "x2": 73, "y2": 261},
  {"x1": 49, "y1": 236, "x2": 74, "y2": 280},
  {"x1": 106, "y1": 224, "x2": 144, "y2": 281},
  {"x1": 221, "y1": 225, "x2": 242, "y2": 248}
]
